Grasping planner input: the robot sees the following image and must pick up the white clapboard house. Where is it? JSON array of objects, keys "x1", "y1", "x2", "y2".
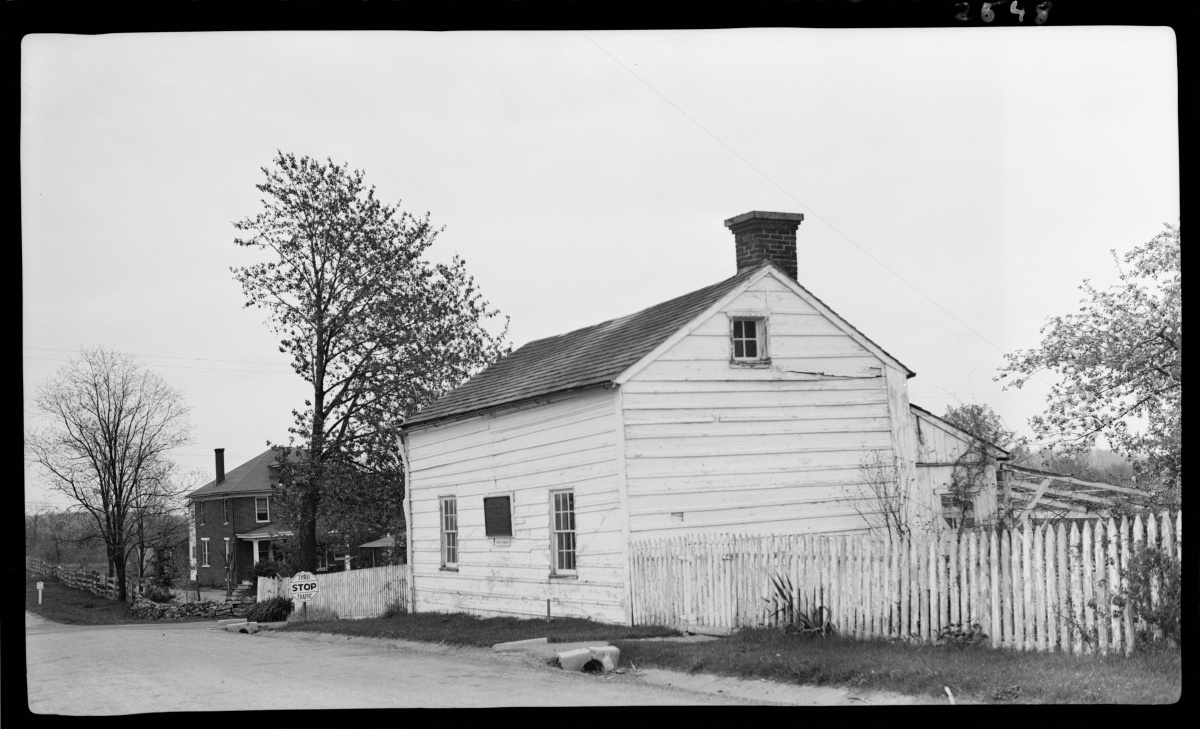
[{"x1": 399, "y1": 211, "x2": 1009, "y2": 624}]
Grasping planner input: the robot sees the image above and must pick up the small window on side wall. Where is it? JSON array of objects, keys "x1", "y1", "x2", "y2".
[
  {"x1": 255, "y1": 496, "x2": 270, "y2": 522},
  {"x1": 940, "y1": 493, "x2": 977, "y2": 530},
  {"x1": 730, "y1": 317, "x2": 767, "y2": 363}
]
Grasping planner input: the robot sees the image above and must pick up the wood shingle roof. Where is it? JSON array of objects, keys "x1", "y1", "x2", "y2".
[
  {"x1": 403, "y1": 265, "x2": 763, "y2": 428},
  {"x1": 186, "y1": 447, "x2": 302, "y2": 501}
]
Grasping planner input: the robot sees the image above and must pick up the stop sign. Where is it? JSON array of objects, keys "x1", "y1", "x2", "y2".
[{"x1": 289, "y1": 571, "x2": 319, "y2": 602}]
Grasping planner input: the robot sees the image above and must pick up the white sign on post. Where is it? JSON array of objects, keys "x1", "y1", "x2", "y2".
[{"x1": 290, "y1": 571, "x2": 319, "y2": 602}]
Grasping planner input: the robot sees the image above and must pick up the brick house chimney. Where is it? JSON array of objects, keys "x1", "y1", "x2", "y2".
[
  {"x1": 724, "y1": 211, "x2": 805, "y2": 280},
  {"x1": 215, "y1": 448, "x2": 225, "y2": 484}
]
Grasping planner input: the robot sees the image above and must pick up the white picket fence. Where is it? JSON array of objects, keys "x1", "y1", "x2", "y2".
[
  {"x1": 631, "y1": 512, "x2": 1180, "y2": 655},
  {"x1": 258, "y1": 564, "x2": 410, "y2": 618}
]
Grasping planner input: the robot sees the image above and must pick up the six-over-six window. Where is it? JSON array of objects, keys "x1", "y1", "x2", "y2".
[
  {"x1": 551, "y1": 489, "x2": 577, "y2": 575},
  {"x1": 731, "y1": 316, "x2": 767, "y2": 362},
  {"x1": 440, "y1": 496, "x2": 458, "y2": 569}
]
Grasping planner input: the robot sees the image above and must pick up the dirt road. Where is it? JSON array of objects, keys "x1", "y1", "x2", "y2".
[{"x1": 25, "y1": 612, "x2": 750, "y2": 712}]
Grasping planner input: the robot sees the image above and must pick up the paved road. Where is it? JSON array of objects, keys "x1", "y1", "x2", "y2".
[{"x1": 25, "y1": 612, "x2": 748, "y2": 713}]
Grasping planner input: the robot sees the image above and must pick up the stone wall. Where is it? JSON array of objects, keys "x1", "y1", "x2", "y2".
[{"x1": 131, "y1": 594, "x2": 256, "y2": 620}]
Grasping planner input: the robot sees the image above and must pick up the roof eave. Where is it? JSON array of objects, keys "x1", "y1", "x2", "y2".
[{"x1": 402, "y1": 380, "x2": 617, "y2": 433}]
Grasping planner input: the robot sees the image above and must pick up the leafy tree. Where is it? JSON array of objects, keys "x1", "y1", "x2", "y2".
[
  {"x1": 25, "y1": 347, "x2": 193, "y2": 601},
  {"x1": 232, "y1": 152, "x2": 509, "y2": 570},
  {"x1": 998, "y1": 223, "x2": 1180, "y2": 500},
  {"x1": 939, "y1": 403, "x2": 1028, "y2": 530}
]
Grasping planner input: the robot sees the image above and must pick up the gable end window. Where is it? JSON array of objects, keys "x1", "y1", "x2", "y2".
[
  {"x1": 440, "y1": 497, "x2": 458, "y2": 569},
  {"x1": 222, "y1": 499, "x2": 230, "y2": 525},
  {"x1": 730, "y1": 317, "x2": 768, "y2": 363},
  {"x1": 255, "y1": 496, "x2": 270, "y2": 523}
]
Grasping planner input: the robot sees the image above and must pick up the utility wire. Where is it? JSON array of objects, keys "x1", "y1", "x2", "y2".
[
  {"x1": 23, "y1": 346, "x2": 292, "y2": 368},
  {"x1": 578, "y1": 32, "x2": 1040, "y2": 371},
  {"x1": 24, "y1": 356, "x2": 293, "y2": 375}
]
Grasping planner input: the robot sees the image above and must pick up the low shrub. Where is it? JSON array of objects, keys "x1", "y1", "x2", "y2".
[
  {"x1": 247, "y1": 596, "x2": 294, "y2": 623},
  {"x1": 382, "y1": 600, "x2": 406, "y2": 618},
  {"x1": 253, "y1": 560, "x2": 282, "y2": 579},
  {"x1": 766, "y1": 573, "x2": 836, "y2": 638},
  {"x1": 142, "y1": 585, "x2": 176, "y2": 604},
  {"x1": 936, "y1": 623, "x2": 989, "y2": 648},
  {"x1": 1111, "y1": 544, "x2": 1181, "y2": 649}
]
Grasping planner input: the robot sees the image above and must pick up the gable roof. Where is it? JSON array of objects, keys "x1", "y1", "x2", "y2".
[
  {"x1": 404, "y1": 262, "x2": 914, "y2": 429},
  {"x1": 186, "y1": 447, "x2": 302, "y2": 501},
  {"x1": 403, "y1": 265, "x2": 762, "y2": 428}
]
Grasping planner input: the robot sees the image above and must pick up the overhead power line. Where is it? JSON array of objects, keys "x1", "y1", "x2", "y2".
[{"x1": 578, "y1": 32, "x2": 1026, "y2": 364}]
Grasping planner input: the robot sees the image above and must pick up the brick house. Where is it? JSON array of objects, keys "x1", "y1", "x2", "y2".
[{"x1": 187, "y1": 447, "x2": 295, "y2": 588}]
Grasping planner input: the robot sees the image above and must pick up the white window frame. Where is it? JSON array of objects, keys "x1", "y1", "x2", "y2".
[
  {"x1": 440, "y1": 496, "x2": 458, "y2": 570},
  {"x1": 255, "y1": 540, "x2": 271, "y2": 564},
  {"x1": 222, "y1": 498, "x2": 230, "y2": 525},
  {"x1": 728, "y1": 314, "x2": 769, "y2": 364},
  {"x1": 550, "y1": 489, "x2": 577, "y2": 577},
  {"x1": 200, "y1": 538, "x2": 210, "y2": 567},
  {"x1": 255, "y1": 496, "x2": 270, "y2": 523}
]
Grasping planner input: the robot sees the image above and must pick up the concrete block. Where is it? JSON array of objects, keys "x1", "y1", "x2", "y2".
[
  {"x1": 556, "y1": 647, "x2": 595, "y2": 672},
  {"x1": 226, "y1": 623, "x2": 259, "y2": 634},
  {"x1": 217, "y1": 618, "x2": 248, "y2": 625},
  {"x1": 493, "y1": 637, "x2": 549, "y2": 653},
  {"x1": 588, "y1": 646, "x2": 620, "y2": 672}
]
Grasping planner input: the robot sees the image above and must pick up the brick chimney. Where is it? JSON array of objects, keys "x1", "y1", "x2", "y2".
[
  {"x1": 724, "y1": 211, "x2": 805, "y2": 280},
  {"x1": 214, "y1": 448, "x2": 225, "y2": 485}
]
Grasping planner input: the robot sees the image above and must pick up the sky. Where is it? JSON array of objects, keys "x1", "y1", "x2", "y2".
[{"x1": 22, "y1": 28, "x2": 1179, "y2": 509}]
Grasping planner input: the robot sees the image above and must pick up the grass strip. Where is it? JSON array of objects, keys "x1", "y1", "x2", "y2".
[
  {"x1": 284, "y1": 611, "x2": 678, "y2": 647},
  {"x1": 613, "y1": 628, "x2": 1181, "y2": 704},
  {"x1": 25, "y1": 570, "x2": 152, "y2": 625}
]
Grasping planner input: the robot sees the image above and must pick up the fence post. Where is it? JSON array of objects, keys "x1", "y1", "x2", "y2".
[
  {"x1": 1069, "y1": 522, "x2": 1083, "y2": 654},
  {"x1": 1146, "y1": 513, "x2": 1161, "y2": 644}
]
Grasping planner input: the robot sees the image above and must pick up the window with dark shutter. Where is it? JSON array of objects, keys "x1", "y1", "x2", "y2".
[{"x1": 483, "y1": 496, "x2": 513, "y2": 537}]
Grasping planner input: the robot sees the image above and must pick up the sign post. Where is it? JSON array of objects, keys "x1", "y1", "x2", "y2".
[
  {"x1": 37, "y1": 581, "x2": 44, "y2": 605},
  {"x1": 289, "y1": 571, "x2": 319, "y2": 623}
]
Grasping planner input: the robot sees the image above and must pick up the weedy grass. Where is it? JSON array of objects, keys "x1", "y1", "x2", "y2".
[
  {"x1": 284, "y1": 610, "x2": 678, "y2": 646},
  {"x1": 613, "y1": 627, "x2": 1181, "y2": 704},
  {"x1": 25, "y1": 570, "x2": 163, "y2": 625}
]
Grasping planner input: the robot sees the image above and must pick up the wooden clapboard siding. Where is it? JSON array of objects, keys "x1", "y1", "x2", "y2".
[
  {"x1": 911, "y1": 406, "x2": 1001, "y2": 524},
  {"x1": 406, "y1": 387, "x2": 626, "y2": 622},
  {"x1": 631, "y1": 511, "x2": 1181, "y2": 654},
  {"x1": 622, "y1": 275, "x2": 898, "y2": 539}
]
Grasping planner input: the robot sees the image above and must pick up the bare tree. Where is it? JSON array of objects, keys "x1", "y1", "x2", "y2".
[
  {"x1": 25, "y1": 347, "x2": 192, "y2": 602},
  {"x1": 127, "y1": 460, "x2": 195, "y2": 583},
  {"x1": 852, "y1": 452, "x2": 934, "y2": 539}
]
